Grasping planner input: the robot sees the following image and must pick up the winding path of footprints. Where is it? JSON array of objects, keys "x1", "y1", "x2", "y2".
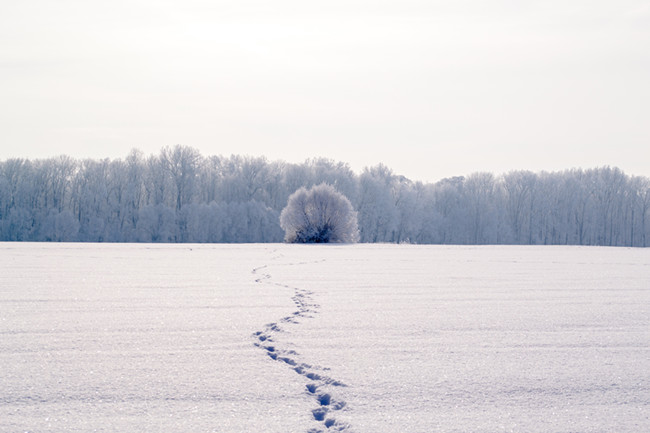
[{"x1": 252, "y1": 252, "x2": 351, "y2": 433}]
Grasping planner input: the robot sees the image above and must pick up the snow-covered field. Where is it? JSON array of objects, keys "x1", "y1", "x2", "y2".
[{"x1": 1, "y1": 243, "x2": 648, "y2": 433}]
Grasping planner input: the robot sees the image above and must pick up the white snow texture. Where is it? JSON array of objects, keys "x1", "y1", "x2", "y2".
[{"x1": 1, "y1": 243, "x2": 649, "y2": 432}]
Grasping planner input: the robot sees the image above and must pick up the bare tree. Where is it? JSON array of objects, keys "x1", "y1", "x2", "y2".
[{"x1": 160, "y1": 145, "x2": 202, "y2": 211}]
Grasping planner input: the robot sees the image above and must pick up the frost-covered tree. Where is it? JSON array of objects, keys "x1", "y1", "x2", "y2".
[
  {"x1": 160, "y1": 145, "x2": 202, "y2": 211},
  {"x1": 358, "y1": 165, "x2": 398, "y2": 242},
  {"x1": 502, "y1": 170, "x2": 537, "y2": 244},
  {"x1": 280, "y1": 183, "x2": 359, "y2": 243}
]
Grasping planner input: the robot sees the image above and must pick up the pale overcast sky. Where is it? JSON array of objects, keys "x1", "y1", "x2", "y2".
[{"x1": 1, "y1": 0, "x2": 649, "y2": 182}]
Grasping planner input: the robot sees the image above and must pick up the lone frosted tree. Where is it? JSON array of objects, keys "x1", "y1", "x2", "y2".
[{"x1": 280, "y1": 183, "x2": 360, "y2": 243}]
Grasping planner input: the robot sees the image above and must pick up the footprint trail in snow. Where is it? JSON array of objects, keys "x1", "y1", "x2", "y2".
[{"x1": 252, "y1": 251, "x2": 351, "y2": 433}]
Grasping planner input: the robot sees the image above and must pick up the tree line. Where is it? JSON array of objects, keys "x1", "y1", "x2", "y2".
[{"x1": 1, "y1": 145, "x2": 648, "y2": 246}]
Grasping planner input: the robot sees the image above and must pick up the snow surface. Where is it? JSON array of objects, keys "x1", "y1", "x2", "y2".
[{"x1": 1, "y1": 243, "x2": 649, "y2": 432}]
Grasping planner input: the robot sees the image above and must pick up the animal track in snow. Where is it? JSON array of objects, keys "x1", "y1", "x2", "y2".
[{"x1": 251, "y1": 251, "x2": 350, "y2": 432}]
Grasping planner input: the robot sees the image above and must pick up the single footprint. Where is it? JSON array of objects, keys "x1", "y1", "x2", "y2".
[{"x1": 312, "y1": 408, "x2": 328, "y2": 421}]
